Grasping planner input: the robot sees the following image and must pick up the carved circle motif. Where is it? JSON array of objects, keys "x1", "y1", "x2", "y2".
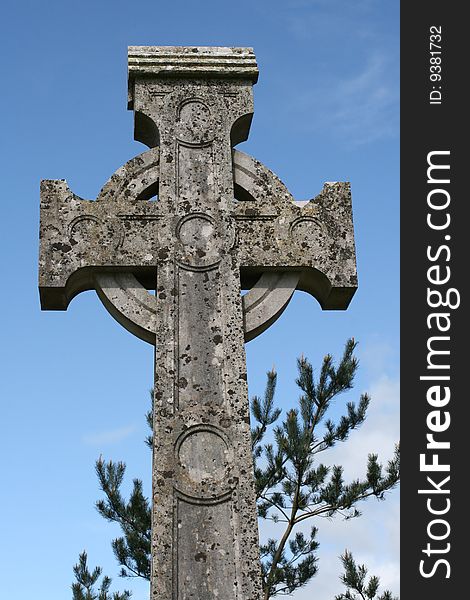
[
  {"x1": 176, "y1": 99, "x2": 214, "y2": 145},
  {"x1": 176, "y1": 213, "x2": 222, "y2": 269},
  {"x1": 177, "y1": 213, "x2": 215, "y2": 249},
  {"x1": 177, "y1": 426, "x2": 229, "y2": 484},
  {"x1": 289, "y1": 216, "x2": 322, "y2": 248},
  {"x1": 69, "y1": 215, "x2": 124, "y2": 250},
  {"x1": 69, "y1": 215, "x2": 101, "y2": 246}
]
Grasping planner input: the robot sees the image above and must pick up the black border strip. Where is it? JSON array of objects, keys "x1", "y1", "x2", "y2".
[{"x1": 401, "y1": 4, "x2": 465, "y2": 597}]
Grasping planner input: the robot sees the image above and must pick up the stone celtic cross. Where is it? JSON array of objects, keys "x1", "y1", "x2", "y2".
[{"x1": 39, "y1": 47, "x2": 357, "y2": 600}]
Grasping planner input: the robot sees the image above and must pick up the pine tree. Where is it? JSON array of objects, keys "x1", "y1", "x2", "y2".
[
  {"x1": 73, "y1": 339, "x2": 400, "y2": 599},
  {"x1": 253, "y1": 340, "x2": 399, "y2": 599}
]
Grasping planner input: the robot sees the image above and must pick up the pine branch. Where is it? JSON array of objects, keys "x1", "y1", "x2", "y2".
[
  {"x1": 334, "y1": 550, "x2": 398, "y2": 600},
  {"x1": 95, "y1": 458, "x2": 151, "y2": 580},
  {"x1": 251, "y1": 368, "x2": 280, "y2": 450},
  {"x1": 145, "y1": 389, "x2": 153, "y2": 449},
  {"x1": 72, "y1": 552, "x2": 132, "y2": 600}
]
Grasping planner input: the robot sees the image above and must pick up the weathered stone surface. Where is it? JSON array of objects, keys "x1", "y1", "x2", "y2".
[{"x1": 39, "y1": 46, "x2": 358, "y2": 600}]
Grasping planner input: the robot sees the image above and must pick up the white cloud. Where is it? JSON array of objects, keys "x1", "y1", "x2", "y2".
[
  {"x1": 359, "y1": 337, "x2": 397, "y2": 379},
  {"x1": 288, "y1": 54, "x2": 398, "y2": 146},
  {"x1": 82, "y1": 424, "x2": 137, "y2": 446},
  {"x1": 324, "y1": 375, "x2": 399, "y2": 480}
]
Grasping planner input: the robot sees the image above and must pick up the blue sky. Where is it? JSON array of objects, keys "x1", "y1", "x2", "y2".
[{"x1": 0, "y1": 1, "x2": 399, "y2": 598}]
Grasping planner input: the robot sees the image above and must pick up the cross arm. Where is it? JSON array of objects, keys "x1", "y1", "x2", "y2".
[
  {"x1": 39, "y1": 149, "x2": 161, "y2": 310},
  {"x1": 233, "y1": 151, "x2": 357, "y2": 310}
]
